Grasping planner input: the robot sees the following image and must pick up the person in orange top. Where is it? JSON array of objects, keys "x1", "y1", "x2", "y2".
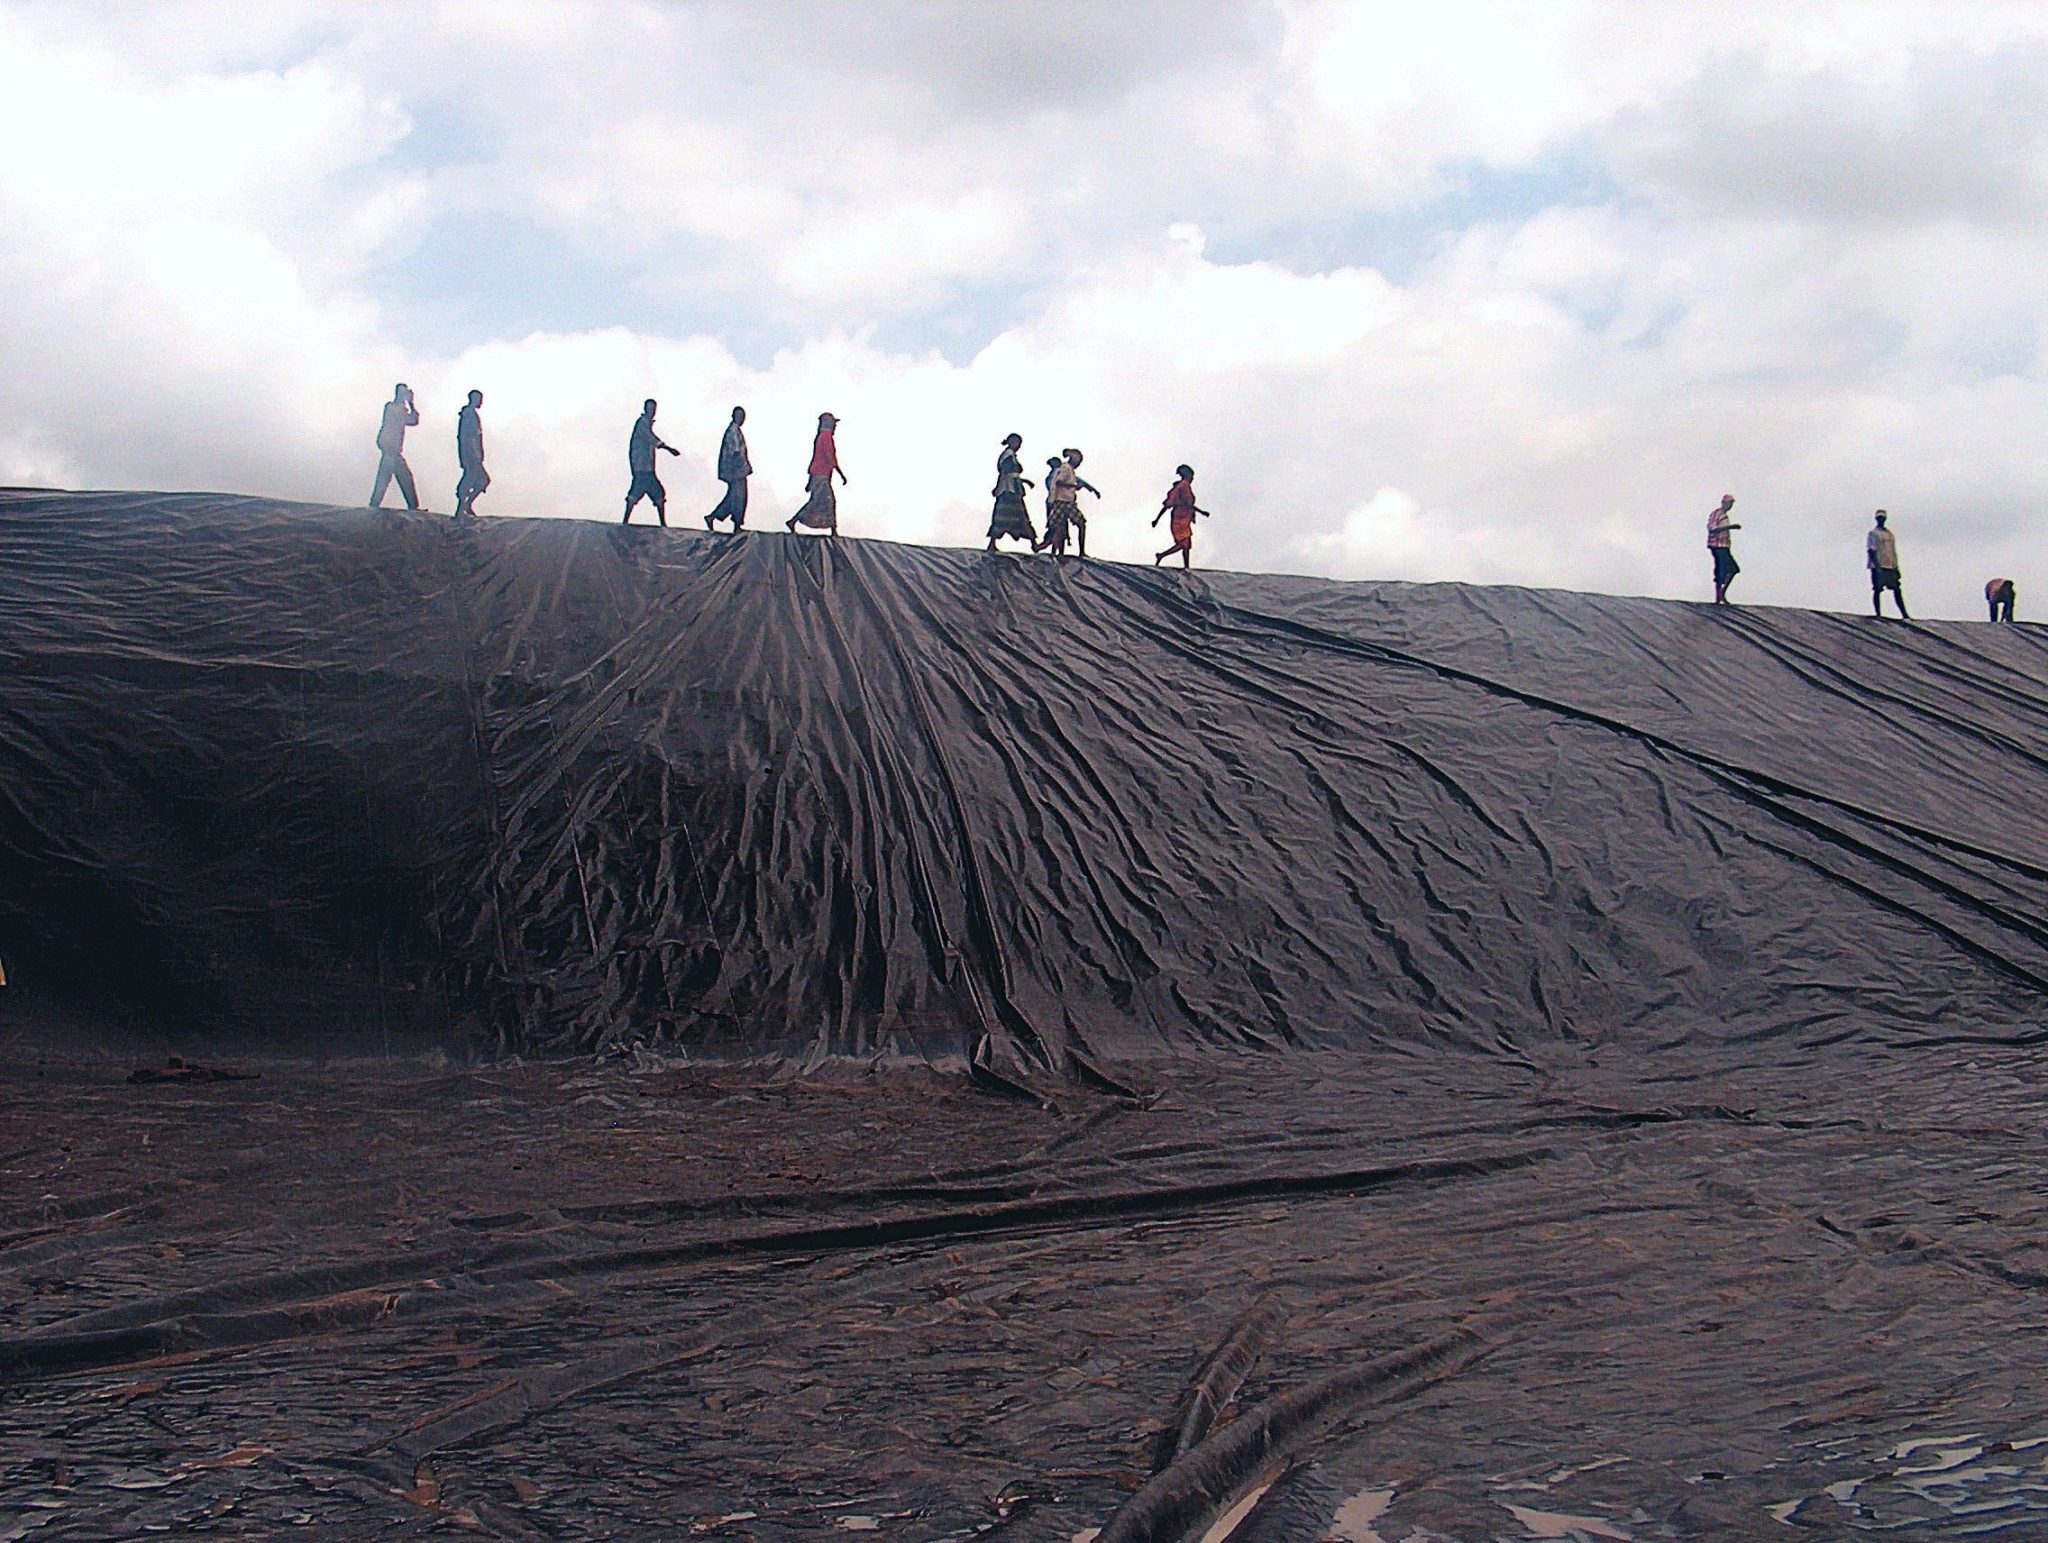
[
  {"x1": 1152, "y1": 463, "x2": 1210, "y2": 568},
  {"x1": 787, "y1": 412, "x2": 846, "y2": 535}
]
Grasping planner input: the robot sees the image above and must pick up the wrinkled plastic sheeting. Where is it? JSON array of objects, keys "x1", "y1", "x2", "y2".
[{"x1": 4, "y1": 490, "x2": 2048, "y2": 1079}]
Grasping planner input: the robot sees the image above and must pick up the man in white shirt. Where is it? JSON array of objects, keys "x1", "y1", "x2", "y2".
[{"x1": 1867, "y1": 510, "x2": 1908, "y2": 619}]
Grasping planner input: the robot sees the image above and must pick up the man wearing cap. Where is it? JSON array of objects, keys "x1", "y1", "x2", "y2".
[
  {"x1": 369, "y1": 383, "x2": 421, "y2": 511},
  {"x1": 787, "y1": 412, "x2": 845, "y2": 535},
  {"x1": 1707, "y1": 494, "x2": 1740, "y2": 604},
  {"x1": 1866, "y1": 510, "x2": 1908, "y2": 618}
]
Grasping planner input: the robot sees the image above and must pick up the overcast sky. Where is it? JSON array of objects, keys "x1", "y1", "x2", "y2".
[{"x1": 5, "y1": 1, "x2": 2048, "y2": 617}]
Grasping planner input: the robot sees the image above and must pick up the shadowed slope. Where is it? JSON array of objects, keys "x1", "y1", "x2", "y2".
[{"x1": 3, "y1": 490, "x2": 2046, "y2": 1081}]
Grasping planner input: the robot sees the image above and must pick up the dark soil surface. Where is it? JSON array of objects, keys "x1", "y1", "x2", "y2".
[{"x1": 6, "y1": 1041, "x2": 2048, "y2": 1540}]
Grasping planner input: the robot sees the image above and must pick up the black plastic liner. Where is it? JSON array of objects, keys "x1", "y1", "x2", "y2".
[{"x1": 5, "y1": 490, "x2": 2048, "y2": 1079}]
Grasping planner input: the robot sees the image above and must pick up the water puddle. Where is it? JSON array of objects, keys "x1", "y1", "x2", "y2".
[
  {"x1": 1768, "y1": 1426, "x2": 2048, "y2": 1529},
  {"x1": 1332, "y1": 1487, "x2": 1395, "y2": 1542},
  {"x1": 1500, "y1": 1501, "x2": 1632, "y2": 1540}
]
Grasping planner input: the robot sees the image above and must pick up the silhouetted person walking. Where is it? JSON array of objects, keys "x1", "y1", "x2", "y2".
[
  {"x1": 454, "y1": 390, "x2": 489, "y2": 521},
  {"x1": 1041, "y1": 455, "x2": 1064, "y2": 542},
  {"x1": 706, "y1": 406, "x2": 750, "y2": 530},
  {"x1": 986, "y1": 433, "x2": 1037, "y2": 550},
  {"x1": 1867, "y1": 510, "x2": 1907, "y2": 618},
  {"x1": 1707, "y1": 494, "x2": 1741, "y2": 604},
  {"x1": 1988, "y1": 577, "x2": 2017, "y2": 623},
  {"x1": 622, "y1": 399, "x2": 679, "y2": 526},
  {"x1": 1153, "y1": 464, "x2": 1210, "y2": 568},
  {"x1": 369, "y1": 383, "x2": 421, "y2": 511},
  {"x1": 787, "y1": 413, "x2": 844, "y2": 535},
  {"x1": 1037, "y1": 448, "x2": 1099, "y2": 558}
]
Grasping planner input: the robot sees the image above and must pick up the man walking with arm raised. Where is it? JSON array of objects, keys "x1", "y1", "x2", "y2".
[
  {"x1": 368, "y1": 384, "x2": 421, "y2": 511},
  {"x1": 622, "y1": 399, "x2": 680, "y2": 526}
]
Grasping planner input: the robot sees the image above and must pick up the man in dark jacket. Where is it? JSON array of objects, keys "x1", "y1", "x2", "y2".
[
  {"x1": 706, "y1": 406, "x2": 751, "y2": 530},
  {"x1": 453, "y1": 391, "x2": 489, "y2": 520},
  {"x1": 623, "y1": 399, "x2": 680, "y2": 526},
  {"x1": 368, "y1": 383, "x2": 421, "y2": 511}
]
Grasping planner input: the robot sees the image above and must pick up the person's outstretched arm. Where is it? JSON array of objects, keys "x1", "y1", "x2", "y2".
[{"x1": 1077, "y1": 478, "x2": 1100, "y2": 497}]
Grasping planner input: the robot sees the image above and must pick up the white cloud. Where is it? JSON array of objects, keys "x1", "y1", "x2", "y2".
[{"x1": 6, "y1": 0, "x2": 2048, "y2": 620}]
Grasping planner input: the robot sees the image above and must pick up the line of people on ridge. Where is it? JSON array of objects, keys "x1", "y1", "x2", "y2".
[
  {"x1": 368, "y1": 387, "x2": 1221, "y2": 569},
  {"x1": 1708, "y1": 495, "x2": 2020, "y2": 622}
]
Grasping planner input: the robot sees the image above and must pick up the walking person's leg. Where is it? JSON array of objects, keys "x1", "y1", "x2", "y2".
[
  {"x1": 394, "y1": 456, "x2": 419, "y2": 511},
  {"x1": 370, "y1": 454, "x2": 394, "y2": 509}
]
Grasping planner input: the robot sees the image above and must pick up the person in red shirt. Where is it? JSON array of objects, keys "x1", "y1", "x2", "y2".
[
  {"x1": 787, "y1": 412, "x2": 846, "y2": 535},
  {"x1": 1152, "y1": 464, "x2": 1210, "y2": 568}
]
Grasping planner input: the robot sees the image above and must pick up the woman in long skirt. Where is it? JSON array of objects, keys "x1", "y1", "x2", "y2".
[
  {"x1": 787, "y1": 412, "x2": 845, "y2": 535},
  {"x1": 986, "y1": 433, "x2": 1037, "y2": 551}
]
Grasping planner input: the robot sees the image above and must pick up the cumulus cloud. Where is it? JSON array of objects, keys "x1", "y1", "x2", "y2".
[{"x1": 5, "y1": 0, "x2": 2048, "y2": 617}]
